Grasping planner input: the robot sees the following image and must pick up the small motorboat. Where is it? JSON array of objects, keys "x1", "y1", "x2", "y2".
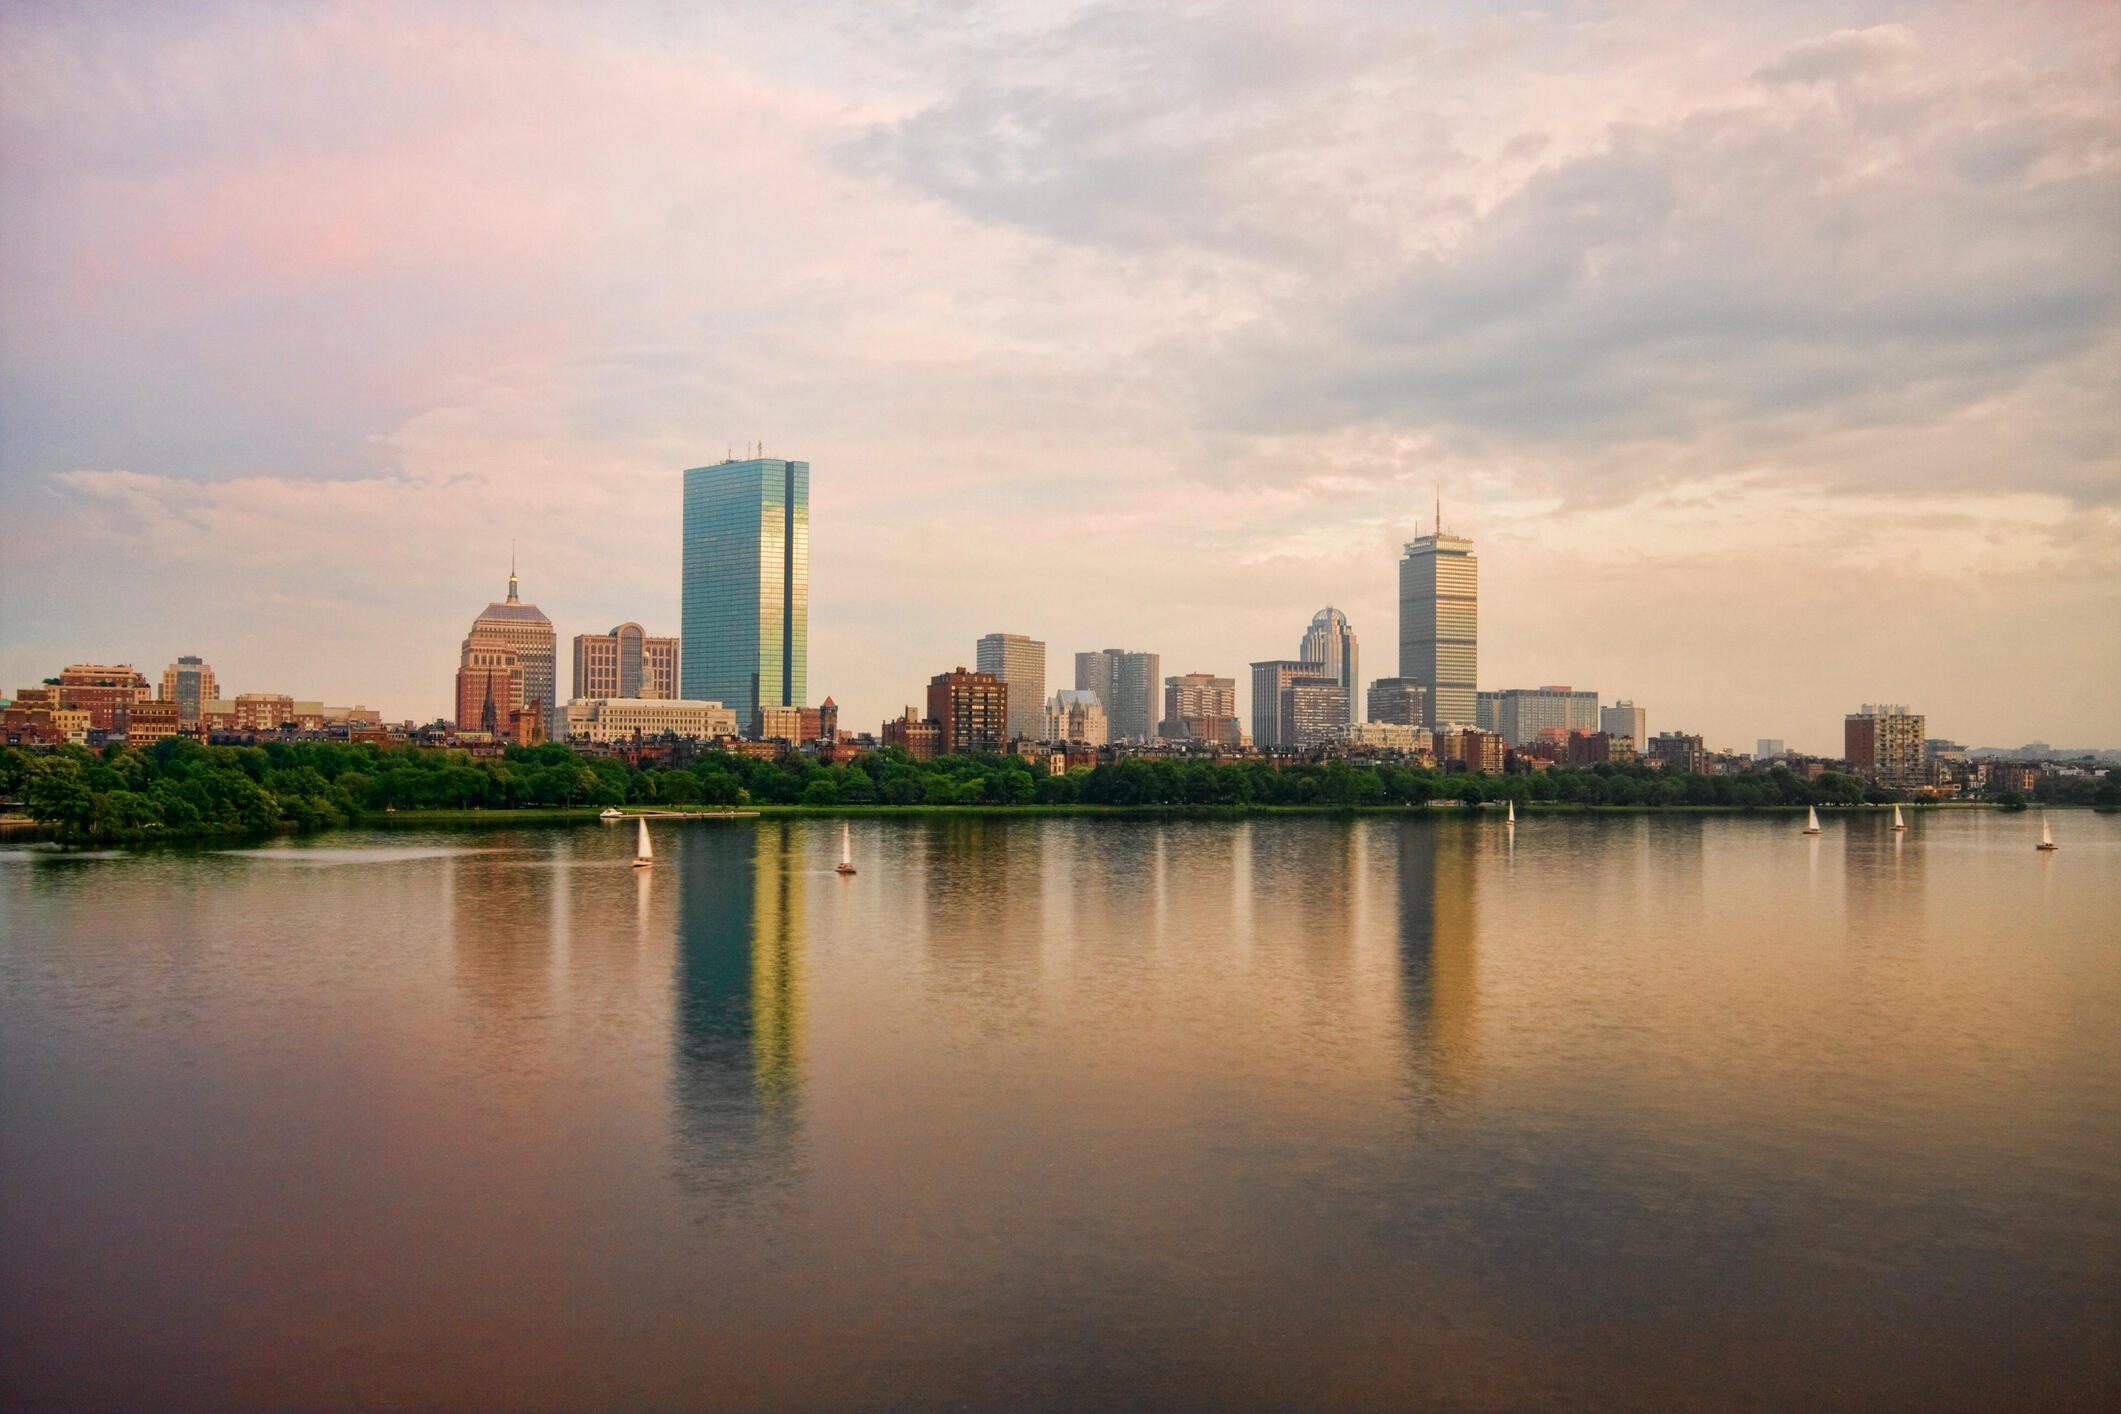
[
  {"x1": 835, "y1": 822, "x2": 856, "y2": 875},
  {"x1": 1803, "y1": 805, "x2": 1822, "y2": 836},
  {"x1": 1891, "y1": 804, "x2": 1906, "y2": 831},
  {"x1": 2036, "y1": 816, "x2": 2057, "y2": 852},
  {"x1": 600, "y1": 807, "x2": 624, "y2": 821},
  {"x1": 632, "y1": 817, "x2": 654, "y2": 868}
]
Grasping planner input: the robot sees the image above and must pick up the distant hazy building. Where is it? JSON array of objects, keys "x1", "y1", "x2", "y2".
[
  {"x1": 1366, "y1": 678, "x2": 1430, "y2": 727},
  {"x1": 460, "y1": 562, "x2": 557, "y2": 739},
  {"x1": 1755, "y1": 739, "x2": 1785, "y2": 761},
  {"x1": 976, "y1": 633, "x2": 1047, "y2": 742},
  {"x1": 682, "y1": 456, "x2": 808, "y2": 735},
  {"x1": 1159, "y1": 673, "x2": 1240, "y2": 744},
  {"x1": 1280, "y1": 677, "x2": 1349, "y2": 749},
  {"x1": 1924, "y1": 738, "x2": 1967, "y2": 763},
  {"x1": 1488, "y1": 686, "x2": 1600, "y2": 747},
  {"x1": 1075, "y1": 649, "x2": 1159, "y2": 743},
  {"x1": 573, "y1": 625, "x2": 679, "y2": 702},
  {"x1": 565, "y1": 698, "x2": 738, "y2": 743},
  {"x1": 1299, "y1": 608, "x2": 1360, "y2": 728},
  {"x1": 1600, "y1": 700, "x2": 1647, "y2": 750},
  {"x1": 1398, "y1": 532, "x2": 1477, "y2": 727},
  {"x1": 1475, "y1": 690, "x2": 1503, "y2": 734},
  {"x1": 928, "y1": 668, "x2": 1007, "y2": 755},
  {"x1": 1043, "y1": 689, "x2": 1108, "y2": 746},
  {"x1": 1249, "y1": 660, "x2": 1321, "y2": 750},
  {"x1": 159, "y1": 656, "x2": 218, "y2": 727},
  {"x1": 1845, "y1": 704, "x2": 1925, "y2": 788}
]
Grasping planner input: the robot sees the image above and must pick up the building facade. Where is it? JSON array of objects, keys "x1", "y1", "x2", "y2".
[
  {"x1": 1647, "y1": 732, "x2": 1707, "y2": 773},
  {"x1": 1279, "y1": 677, "x2": 1349, "y2": 749},
  {"x1": 564, "y1": 698, "x2": 738, "y2": 743},
  {"x1": 1398, "y1": 533, "x2": 1477, "y2": 727},
  {"x1": 1756, "y1": 739, "x2": 1785, "y2": 761},
  {"x1": 1043, "y1": 689, "x2": 1108, "y2": 746},
  {"x1": 56, "y1": 664, "x2": 153, "y2": 733},
  {"x1": 928, "y1": 668, "x2": 1007, "y2": 755},
  {"x1": 976, "y1": 632, "x2": 1047, "y2": 743},
  {"x1": 459, "y1": 564, "x2": 557, "y2": 739},
  {"x1": 681, "y1": 456, "x2": 809, "y2": 735},
  {"x1": 1345, "y1": 722, "x2": 1430, "y2": 753},
  {"x1": 1366, "y1": 678, "x2": 1430, "y2": 727},
  {"x1": 159, "y1": 656, "x2": 218, "y2": 727},
  {"x1": 456, "y1": 642, "x2": 524, "y2": 738},
  {"x1": 1074, "y1": 648, "x2": 1159, "y2": 743},
  {"x1": 1249, "y1": 660, "x2": 1320, "y2": 750},
  {"x1": 1845, "y1": 704, "x2": 1925, "y2": 788},
  {"x1": 1600, "y1": 701, "x2": 1646, "y2": 750},
  {"x1": 1299, "y1": 608, "x2": 1360, "y2": 728},
  {"x1": 126, "y1": 700, "x2": 181, "y2": 744},
  {"x1": 1159, "y1": 673, "x2": 1240, "y2": 743},
  {"x1": 883, "y1": 708, "x2": 942, "y2": 762},
  {"x1": 573, "y1": 624, "x2": 680, "y2": 701},
  {"x1": 1488, "y1": 686, "x2": 1601, "y2": 747}
]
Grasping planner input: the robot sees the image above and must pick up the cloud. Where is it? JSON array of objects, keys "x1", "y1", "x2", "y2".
[{"x1": 1754, "y1": 24, "x2": 1918, "y2": 87}]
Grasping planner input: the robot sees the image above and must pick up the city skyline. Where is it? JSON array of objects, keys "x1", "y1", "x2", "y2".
[{"x1": 1, "y1": 4, "x2": 2115, "y2": 754}]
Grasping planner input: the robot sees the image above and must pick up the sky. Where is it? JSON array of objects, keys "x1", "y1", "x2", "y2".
[{"x1": 1, "y1": 0, "x2": 2116, "y2": 754}]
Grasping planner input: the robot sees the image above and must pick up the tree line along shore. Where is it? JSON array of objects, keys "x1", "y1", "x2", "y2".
[{"x1": 4, "y1": 739, "x2": 2114, "y2": 845}]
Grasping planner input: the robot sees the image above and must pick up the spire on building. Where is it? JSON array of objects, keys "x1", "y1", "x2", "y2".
[{"x1": 507, "y1": 541, "x2": 519, "y2": 603}]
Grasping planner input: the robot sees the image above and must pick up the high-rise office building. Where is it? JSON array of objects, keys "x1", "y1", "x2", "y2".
[
  {"x1": 159, "y1": 656, "x2": 218, "y2": 727},
  {"x1": 459, "y1": 561, "x2": 556, "y2": 739},
  {"x1": 1600, "y1": 700, "x2": 1646, "y2": 749},
  {"x1": 1299, "y1": 608, "x2": 1360, "y2": 728},
  {"x1": 573, "y1": 624, "x2": 680, "y2": 702},
  {"x1": 976, "y1": 633, "x2": 1046, "y2": 742},
  {"x1": 928, "y1": 668, "x2": 1007, "y2": 755},
  {"x1": 1488, "y1": 686, "x2": 1600, "y2": 747},
  {"x1": 682, "y1": 456, "x2": 809, "y2": 734},
  {"x1": 1074, "y1": 648, "x2": 1159, "y2": 743},
  {"x1": 1366, "y1": 678, "x2": 1429, "y2": 727},
  {"x1": 1398, "y1": 532, "x2": 1477, "y2": 727},
  {"x1": 1250, "y1": 659, "x2": 1322, "y2": 749},
  {"x1": 1845, "y1": 704, "x2": 1925, "y2": 788}
]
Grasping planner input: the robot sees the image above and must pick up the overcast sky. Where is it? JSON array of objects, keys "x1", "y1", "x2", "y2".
[{"x1": 2, "y1": 0, "x2": 2115, "y2": 753}]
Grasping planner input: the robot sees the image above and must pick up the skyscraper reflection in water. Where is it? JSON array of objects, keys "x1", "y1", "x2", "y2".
[
  {"x1": 672, "y1": 822, "x2": 805, "y2": 1198},
  {"x1": 1395, "y1": 822, "x2": 1479, "y2": 1108}
]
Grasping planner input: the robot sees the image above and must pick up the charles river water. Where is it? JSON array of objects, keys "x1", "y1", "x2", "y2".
[{"x1": 2, "y1": 810, "x2": 2116, "y2": 1411}]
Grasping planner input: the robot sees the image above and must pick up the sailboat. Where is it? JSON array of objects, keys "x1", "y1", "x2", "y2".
[
  {"x1": 1506, "y1": 798, "x2": 1516, "y2": 824},
  {"x1": 2037, "y1": 816, "x2": 2057, "y2": 852},
  {"x1": 836, "y1": 822, "x2": 857, "y2": 875},
  {"x1": 1891, "y1": 804, "x2": 1906, "y2": 831},
  {"x1": 632, "y1": 817, "x2": 654, "y2": 869},
  {"x1": 1803, "y1": 805, "x2": 1822, "y2": 835}
]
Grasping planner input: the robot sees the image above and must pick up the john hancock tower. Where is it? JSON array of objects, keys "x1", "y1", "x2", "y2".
[{"x1": 681, "y1": 455, "x2": 808, "y2": 735}]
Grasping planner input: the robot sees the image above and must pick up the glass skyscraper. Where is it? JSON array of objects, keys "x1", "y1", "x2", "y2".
[
  {"x1": 682, "y1": 457, "x2": 808, "y2": 732},
  {"x1": 1398, "y1": 532, "x2": 1477, "y2": 728}
]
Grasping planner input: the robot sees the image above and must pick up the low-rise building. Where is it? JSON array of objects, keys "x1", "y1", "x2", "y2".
[
  {"x1": 1345, "y1": 722, "x2": 1431, "y2": 753},
  {"x1": 565, "y1": 698, "x2": 739, "y2": 743},
  {"x1": 1646, "y1": 732, "x2": 1707, "y2": 773},
  {"x1": 882, "y1": 708, "x2": 942, "y2": 762},
  {"x1": 1044, "y1": 690, "x2": 1108, "y2": 746},
  {"x1": 126, "y1": 699, "x2": 181, "y2": 745}
]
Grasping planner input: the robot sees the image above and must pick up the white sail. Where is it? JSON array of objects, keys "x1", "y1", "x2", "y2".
[
  {"x1": 1892, "y1": 805, "x2": 1905, "y2": 829},
  {"x1": 841, "y1": 823, "x2": 852, "y2": 865},
  {"x1": 1507, "y1": 799, "x2": 1516, "y2": 823},
  {"x1": 636, "y1": 817, "x2": 653, "y2": 862},
  {"x1": 1806, "y1": 806, "x2": 1820, "y2": 832},
  {"x1": 2041, "y1": 817, "x2": 2053, "y2": 847}
]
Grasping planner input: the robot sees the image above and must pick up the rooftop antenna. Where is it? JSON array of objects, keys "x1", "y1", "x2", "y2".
[
  {"x1": 1436, "y1": 486, "x2": 1442, "y2": 536},
  {"x1": 508, "y1": 539, "x2": 519, "y2": 602}
]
